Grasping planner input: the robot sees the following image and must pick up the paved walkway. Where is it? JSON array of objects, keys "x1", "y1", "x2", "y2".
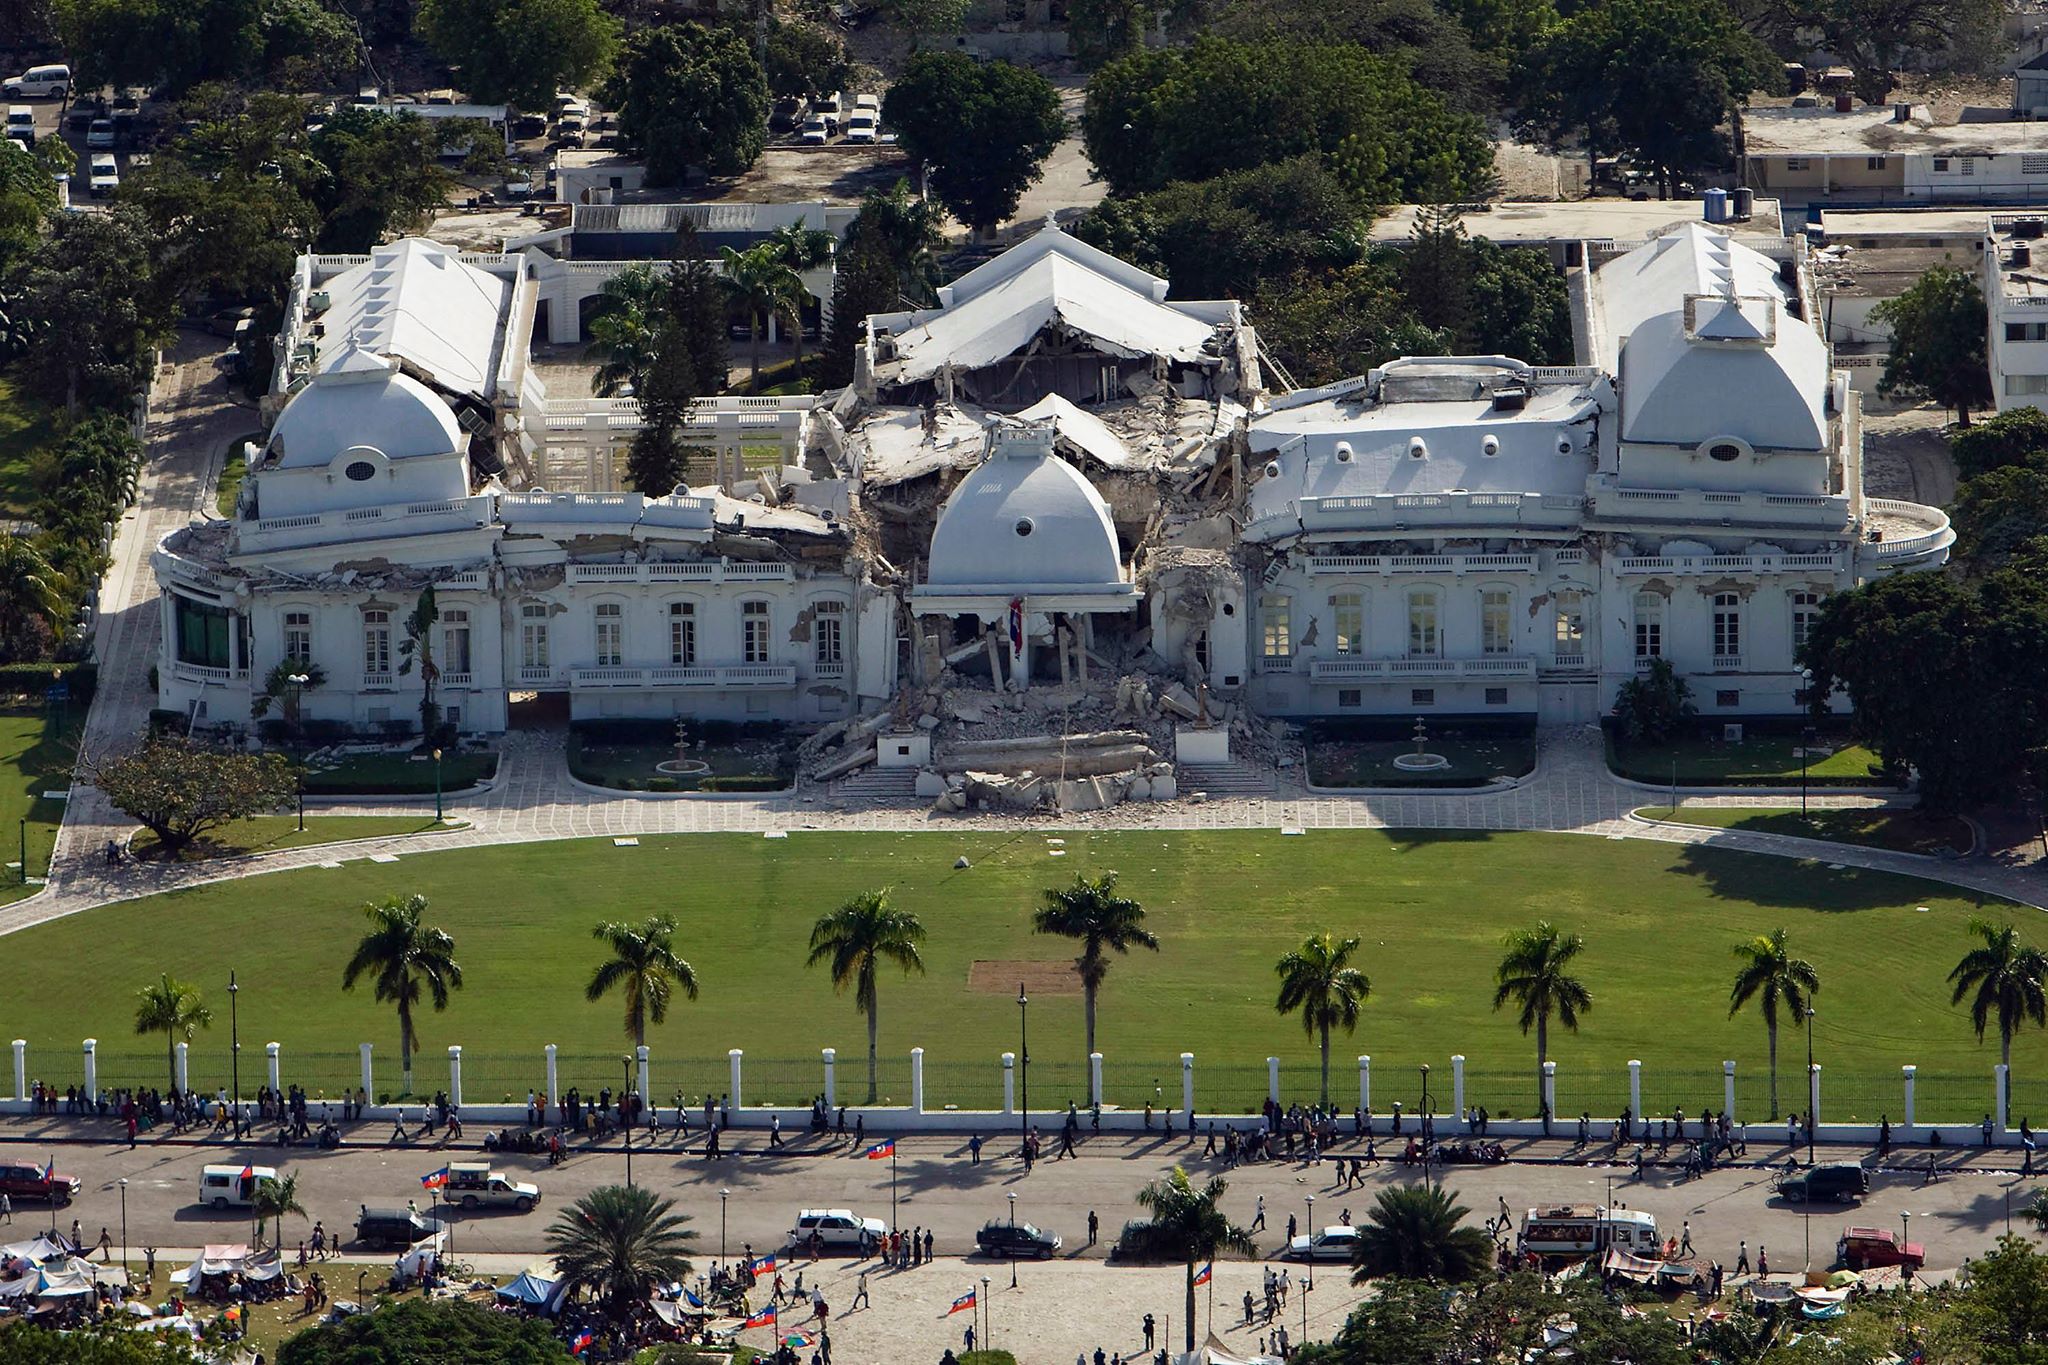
[{"x1": 3, "y1": 335, "x2": 2041, "y2": 938}]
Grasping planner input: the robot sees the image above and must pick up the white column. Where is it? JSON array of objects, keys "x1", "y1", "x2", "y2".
[
  {"x1": 1998, "y1": 1064, "x2": 2010, "y2": 1135},
  {"x1": 728, "y1": 1049, "x2": 744, "y2": 1111},
  {"x1": 11, "y1": 1040, "x2": 23, "y2": 1102},
  {"x1": 1627, "y1": 1059, "x2": 1642, "y2": 1134},
  {"x1": 911, "y1": 1048, "x2": 925, "y2": 1115},
  {"x1": 174, "y1": 1042, "x2": 189, "y2": 1094},
  {"x1": 1181, "y1": 1053, "x2": 1195, "y2": 1123},
  {"x1": 544, "y1": 1044, "x2": 558, "y2": 1105},
  {"x1": 636, "y1": 1045, "x2": 650, "y2": 1100},
  {"x1": 448, "y1": 1046, "x2": 463, "y2": 1108},
  {"x1": 1723, "y1": 1060, "x2": 1737, "y2": 1123},
  {"x1": 1808, "y1": 1063, "x2": 1821, "y2": 1131},
  {"x1": 82, "y1": 1039, "x2": 97, "y2": 1098},
  {"x1": 1002, "y1": 1052, "x2": 1016, "y2": 1114},
  {"x1": 1542, "y1": 1061, "x2": 1557, "y2": 1122},
  {"x1": 1358, "y1": 1055, "x2": 1370, "y2": 1113},
  {"x1": 1267, "y1": 1056, "x2": 1280, "y2": 1106},
  {"x1": 1089, "y1": 1052, "x2": 1104, "y2": 1109},
  {"x1": 265, "y1": 1042, "x2": 281, "y2": 1094},
  {"x1": 1451, "y1": 1055, "x2": 1466, "y2": 1116},
  {"x1": 1903, "y1": 1065, "x2": 1917, "y2": 1132},
  {"x1": 358, "y1": 1043, "x2": 372, "y2": 1098},
  {"x1": 822, "y1": 1048, "x2": 836, "y2": 1108}
]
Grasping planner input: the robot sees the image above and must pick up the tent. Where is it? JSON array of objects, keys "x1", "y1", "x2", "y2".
[
  {"x1": 395, "y1": 1232, "x2": 446, "y2": 1280},
  {"x1": 495, "y1": 1270, "x2": 565, "y2": 1313},
  {"x1": 1, "y1": 1236, "x2": 72, "y2": 1267},
  {"x1": 170, "y1": 1245, "x2": 280, "y2": 1288},
  {"x1": 1174, "y1": 1334, "x2": 1284, "y2": 1365}
]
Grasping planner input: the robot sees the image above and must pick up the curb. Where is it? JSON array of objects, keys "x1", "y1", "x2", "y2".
[{"x1": 1623, "y1": 809, "x2": 1946, "y2": 863}]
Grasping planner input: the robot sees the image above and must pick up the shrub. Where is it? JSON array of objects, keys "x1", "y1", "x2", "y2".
[
  {"x1": 647, "y1": 776, "x2": 678, "y2": 792},
  {"x1": 700, "y1": 774, "x2": 789, "y2": 792},
  {"x1": 1611, "y1": 658, "x2": 1695, "y2": 744},
  {"x1": 0, "y1": 659, "x2": 96, "y2": 699}
]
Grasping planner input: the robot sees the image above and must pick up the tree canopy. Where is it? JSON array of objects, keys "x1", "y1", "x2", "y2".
[
  {"x1": 278, "y1": 1297, "x2": 570, "y2": 1364},
  {"x1": 883, "y1": 52, "x2": 1066, "y2": 233},
  {"x1": 1870, "y1": 265, "x2": 1993, "y2": 425},
  {"x1": 92, "y1": 738, "x2": 296, "y2": 858},
  {"x1": 606, "y1": 22, "x2": 768, "y2": 185},
  {"x1": 56, "y1": 0, "x2": 358, "y2": 96},
  {"x1": 414, "y1": 0, "x2": 619, "y2": 110}
]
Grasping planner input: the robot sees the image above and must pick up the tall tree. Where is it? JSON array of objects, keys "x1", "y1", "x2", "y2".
[
  {"x1": 1401, "y1": 205, "x2": 1473, "y2": 342},
  {"x1": 1273, "y1": 933, "x2": 1371, "y2": 1108},
  {"x1": 586, "y1": 262, "x2": 665, "y2": 398},
  {"x1": 1492, "y1": 921, "x2": 1591, "y2": 1121},
  {"x1": 586, "y1": 914, "x2": 699, "y2": 1048},
  {"x1": 1950, "y1": 919, "x2": 2048, "y2": 1085},
  {"x1": 1350, "y1": 1184, "x2": 1493, "y2": 1282},
  {"x1": 621, "y1": 227, "x2": 729, "y2": 495},
  {"x1": 92, "y1": 740, "x2": 296, "y2": 859},
  {"x1": 1727, "y1": 928, "x2": 1820, "y2": 1119},
  {"x1": 309, "y1": 107, "x2": 469, "y2": 254},
  {"x1": 1067, "y1": 0, "x2": 1151, "y2": 67},
  {"x1": 1953, "y1": 458, "x2": 2048, "y2": 572},
  {"x1": 1033, "y1": 871, "x2": 1159, "y2": 1071},
  {"x1": 0, "y1": 136, "x2": 57, "y2": 268},
  {"x1": 1952, "y1": 405, "x2": 2048, "y2": 481},
  {"x1": 1132, "y1": 1167, "x2": 1258, "y2": 1355},
  {"x1": 759, "y1": 15, "x2": 852, "y2": 100},
  {"x1": 251, "y1": 1170, "x2": 307, "y2": 1252},
  {"x1": 1815, "y1": 0, "x2": 2002, "y2": 103},
  {"x1": 1870, "y1": 265, "x2": 1993, "y2": 426},
  {"x1": 340, "y1": 894, "x2": 464, "y2": 1093},
  {"x1": 606, "y1": 21, "x2": 768, "y2": 184},
  {"x1": 415, "y1": 0, "x2": 619, "y2": 110},
  {"x1": 765, "y1": 224, "x2": 834, "y2": 381},
  {"x1": 133, "y1": 975, "x2": 213, "y2": 1092},
  {"x1": 719, "y1": 243, "x2": 801, "y2": 392},
  {"x1": 806, "y1": 890, "x2": 926, "y2": 1104},
  {"x1": 884, "y1": 51, "x2": 1067, "y2": 233},
  {"x1": 56, "y1": 0, "x2": 357, "y2": 98},
  {"x1": 0, "y1": 534, "x2": 70, "y2": 658},
  {"x1": 396, "y1": 585, "x2": 441, "y2": 738},
  {"x1": 19, "y1": 210, "x2": 171, "y2": 412},
  {"x1": 546, "y1": 1185, "x2": 696, "y2": 1322}
]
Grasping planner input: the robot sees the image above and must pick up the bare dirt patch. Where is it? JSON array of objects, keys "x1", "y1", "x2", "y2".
[{"x1": 969, "y1": 959, "x2": 1083, "y2": 995}]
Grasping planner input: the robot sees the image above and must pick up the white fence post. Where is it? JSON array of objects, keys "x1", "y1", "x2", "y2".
[
  {"x1": 822, "y1": 1048, "x2": 836, "y2": 1109},
  {"x1": 544, "y1": 1044, "x2": 558, "y2": 1106},
  {"x1": 1542, "y1": 1061, "x2": 1557, "y2": 1126},
  {"x1": 174, "y1": 1042, "x2": 189, "y2": 1095},
  {"x1": 265, "y1": 1042, "x2": 281, "y2": 1094},
  {"x1": 636, "y1": 1045, "x2": 650, "y2": 1101},
  {"x1": 449, "y1": 1046, "x2": 463, "y2": 1108},
  {"x1": 1181, "y1": 1052, "x2": 1195, "y2": 1124},
  {"x1": 1723, "y1": 1060, "x2": 1736, "y2": 1124},
  {"x1": 1998, "y1": 1064, "x2": 2010, "y2": 1135},
  {"x1": 82, "y1": 1039, "x2": 96, "y2": 1098},
  {"x1": 1267, "y1": 1057, "x2": 1280, "y2": 1106},
  {"x1": 1090, "y1": 1052, "x2": 1104, "y2": 1109},
  {"x1": 728, "y1": 1049, "x2": 744, "y2": 1111},
  {"x1": 1451, "y1": 1055, "x2": 1466, "y2": 1118},
  {"x1": 11, "y1": 1040, "x2": 24, "y2": 1102},
  {"x1": 358, "y1": 1043, "x2": 372, "y2": 1099},
  {"x1": 1808, "y1": 1063, "x2": 1821, "y2": 1132},
  {"x1": 911, "y1": 1048, "x2": 925, "y2": 1115},
  {"x1": 1359, "y1": 1055, "x2": 1370, "y2": 1114},
  {"x1": 1002, "y1": 1053, "x2": 1016, "y2": 1115},
  {"x1": 1903, "y1": 1064, "x2": 1917, "y2": 1133},
  {"x1": 1627, "y1": 1059, "x2": 1642, "y2": 1136}
]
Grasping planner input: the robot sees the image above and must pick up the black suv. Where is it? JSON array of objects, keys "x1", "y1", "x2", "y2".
[
  {"x1": 1776, "y1": 1161, "x2": 1869, "y2": 1203},
  {"x1": 976, "y1": 1220, "x2": 1060, "y2": 1259},
  {"x1": 354, "y1": 1206, "x2": 445, "y2": 1248}
]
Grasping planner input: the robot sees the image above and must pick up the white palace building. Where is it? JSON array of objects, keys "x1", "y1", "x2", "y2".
[{"x1": 152, "y1": 219, "x2": 1952, "y2": 738}]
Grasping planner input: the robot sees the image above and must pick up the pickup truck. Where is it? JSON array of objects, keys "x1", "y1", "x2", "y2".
[
  {"x1": 0, "y1": 1161, "x2": 80, "y2": 1205},
  {"x1": 441, "y1": 1162, "x2": 540, "y2": 1211}
]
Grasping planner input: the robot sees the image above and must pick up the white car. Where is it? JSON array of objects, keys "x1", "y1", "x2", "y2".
[
  {"x1": 843, "y1": 113, "x2": 878, "y2": 144},
  {"x1": 4, "y1": 106, "x2": 32, "y2": 145},
  {"x1": 800, "y1": 115, "x2": 833, "y2": 145},
  {"x1": 86, "y1": 118, "x2": 115, "y2": 149},
  {"x1": 1282, "y1": 1226, "x2": 1360, "y2": 1262},
  {"x1": 87, "y1": 153, "x2": 117, "y2": 197},
  {"x1": 787, "y1": 1207, "x2": 886, "y2": 1253}
]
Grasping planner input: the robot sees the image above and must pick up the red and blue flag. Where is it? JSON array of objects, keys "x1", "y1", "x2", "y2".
[
  {"x1": 420, "y1": 1167, "x2": 449, "y2": 1190},
  {"x1": 865, "y1": 1140, "x2": 895, "y2": 1160},
  {"x1": 742, "y1": 1304, "x2": 778, "y2": 1329},
  {"x1": 746, "y1": 1253, "x2": 777, "y2": 1276},
  {"x1": 948, "y1": 1288, "x2": 977, "y2": 1315},
  {"x1": 1193, "y1": 1263, "x2": 1212, "y2": 1287},
  {"x1": 569, "y1": 1330, "x2": 594, "y2": 1355}
]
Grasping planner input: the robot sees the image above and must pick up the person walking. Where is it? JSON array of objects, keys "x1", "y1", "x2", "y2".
[
  {"x1": 771, "y1": 1114, "x2": 783, "y2": 1149},
  {"x1": 1088, "y1": 1210, "x2": 1099, "y2": 1245},
  {"x1": 1, "y1": 1191, "x2": 11, "y2": 1224},
  {"x1": 1679, "y1": 1221, "x2": 1694, "y2": 1257},
  {"x1": 851, "y1": 1271, "x2": 869, "y2": 1310},
  {"x1": 1757, "y1": 1245, "x2": 1768, "y2": 1277},
  {"x1": 2025, "y1": 1118, "x2": 2037, "y2": 1175},
  {"x1": 969, "y1": 1134, "x2": 982, "y2": 1165},
  {"x1": 1143, "y1": 1313, "x2": 1156, "y2": 1351},
  {"x1": 1250, "y1": 1195, "x2": 1265, "y2": 1232},
  {"x1": 1735, "y1": 1241, "x2": 1749, "y2": 1275}
]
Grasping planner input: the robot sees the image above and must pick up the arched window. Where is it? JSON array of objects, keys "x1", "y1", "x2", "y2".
[
  {"x1": 362, "y1": 610, "x2": 391, "y2": 679},
  {"x1": 520, "y1": 602, "x2": 550, "y2": 671},
  {"x1": 1480, "y1": 588, "x2": 1513, "y2": 656},
  {"x1": 594, "y1": 601, "x2": 624, "y2": 666},
  {"x1": 1406, "y1": 589, "x2": 1440, "y2": 658},
  {"x1": 1633, "y1": 593, "x2": 1663, "y2": 659},
  {"x1": 1259, "y1": 594, "x2": 1292, "y2": 663},
  {"x1": 1331, "y1": 593, "x2": 1363, "y2": 656},
  {"x1": 741, "y1": 600, "x2": 771, "y2": 664},
  {"x1": 282, "y1": 610, "x2": 312, "y2": 664},
  {"x1": 668, "y1": 601, "x2": 696, "y2": 667},
  {"x1": 1712, "y1": 592, "x2": 1742, "y2": 661}
]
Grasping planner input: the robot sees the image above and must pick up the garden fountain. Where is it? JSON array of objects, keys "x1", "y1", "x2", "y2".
[
  {"x1": 654, "y1": 717, "x2": 712, "y2": 778},
  {"x1": 1392, "y1": 716, "x2": 1451, "y2": 772}
]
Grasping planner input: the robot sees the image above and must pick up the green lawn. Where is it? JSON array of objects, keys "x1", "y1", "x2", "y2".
[
  {"x1": 0, "y1": 707, "x2": 79, "y2": 904},
  {"x1": 1608, "y1": 731, "x2": 1891, "y2": 786},
  {"x1": 4, "y1": 828, "x2": 2038, "y2": 1120},
  {"x1": 0, "y1": 375, "x2": 60, "y2": 518},
  {"x1": 214, "y1": 450, "x2": 246, "y2": 517},
  {"x1": 301, "y1": 750, "x2": 498, "y2": 795},
  {"x1": 1306, "y1": 734, "x2": 1536, "y2": 788},
  {"x1": 130, "y1": 814, "x2": 465, "y2": 860},
  {"x1": 1636, "y1": 805, "x2": 1971, "y2": 856}
]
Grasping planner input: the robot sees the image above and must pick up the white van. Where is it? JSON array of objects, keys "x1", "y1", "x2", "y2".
[
  {"x1": 4, "y1": 106, "x2": 31, "y2": 145},
  {"x1": 1518, "y1": 1204, "x2": 1659, "y2": 1256},
  {"x1": 5, "y1": 65, "x2": 70, "y2": 99},
  {"x1": 198, "y1": 1164, "x2": 278, "y2": 1210}
]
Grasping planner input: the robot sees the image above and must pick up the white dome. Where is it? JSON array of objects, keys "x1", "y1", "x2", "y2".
[
  {"x1": 268, "y1": 351, "x2": 465, "y2": 470},
  {"x1": 925, "y1": 434, "x2": 1123, "y2": 591}
]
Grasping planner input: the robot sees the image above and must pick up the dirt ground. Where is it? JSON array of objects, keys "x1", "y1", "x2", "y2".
[{"x1": 1859, "y1": 404, "x2": 1960, "y2": 506}]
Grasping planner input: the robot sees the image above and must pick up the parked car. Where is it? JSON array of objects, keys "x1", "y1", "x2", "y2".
[
  {"x1": 4, "y1": 64, "x2": 70, "y2": 99},
  {"x1": 86, "y1": 118, "x2": 115, "y2": 149},
  {"x1": 770, "y1": 95, "x2": 809, "y2": 133},
  {"x1": 843, "y1": 112, "x2": 878, "y2": 144},
  {"x1": 514, "y1": 112, "x2": 548, "y2": 139},
  {"x1": 975, "y1": 1220, "x2": 1059, "y2": 1259},
  {"x1": 800, "y1": 115, "x2": 833, "y2": 145},
  {"x1": 4, "y1": 106, "x2": 33, "y2": 146},
  {"x1": 1282, "y1": 1226, "x2": 1360, "y2": 1262},
  {"x1": 198, "y1": 1164, "x2": 278, "y2": 1210},
  {"x1": 786, "y1": 1208, "x2": 886, "y2": 1253},
  {"x1": 1838, "y1": 1226, "x2": 1924, "y2": 1271},
  {"x1": 87, "y1": 153, "x2": 117, "y2": 197},
  {"x1": 1776, "y1": 1161, "x2": 1869, "y2": 1204},
  {"x1": 355, "y1": 1206, "x2": 444, "y2": 1248},
  {"x1": 439, "y1": 1162, "x2": 540, "y2": 1212},
  {"x1": 0, "y1": 1160, "x2": 80, "y2": 1204}
]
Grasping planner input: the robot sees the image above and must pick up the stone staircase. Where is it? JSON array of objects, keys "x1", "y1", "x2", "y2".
[
  {"x1": 831, "y1": 766, "x2": 921, "y2": 802},
  {"x1": 1178, "y1": 762, "x2": 1279, "y2": 798}
]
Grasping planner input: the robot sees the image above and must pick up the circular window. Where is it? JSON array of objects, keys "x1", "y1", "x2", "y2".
[
  {"x1": 1708, "y1": 443, "x2": 1742, "y2": 462},
  {"x1": 1014, "y1": 517, "x2": 1034, "y2": 537},
  {"x1": 344, "y1": 460, "x2": 377, "y2": 482},
  {"x1": 1221, "y1": 602, "x2": 1235, "y2": 617}
]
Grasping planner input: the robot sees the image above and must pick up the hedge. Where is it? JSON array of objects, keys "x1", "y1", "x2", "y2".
[{"x1": 0, "y1": 661, "x2": 96, "y2": 701}]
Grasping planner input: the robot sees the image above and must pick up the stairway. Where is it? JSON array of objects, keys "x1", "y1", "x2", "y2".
[
  {"x1": 831, "y1": 766, "x2": 921, "y2": 801},
  {"x1": 1179, "y1": 762, "x2": 1279, "y2": 797}
]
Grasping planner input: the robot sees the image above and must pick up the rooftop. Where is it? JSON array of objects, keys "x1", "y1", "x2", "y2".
[
  {"x1": 1370, "y1": 198, "x2": 1784, "y2": 245},
  {"x1": 1742, "y1": 104, "x2": 2048, "y2": 157},
  {"x1": 1811, "y1": 243, "x2": 1978, "y2": 297},
  {"x1": 919, "y1": 422, "x2": 1131, "y2": 596},
  {"x1": 1816, "y1": 207, "x2": 2003, "y2": 242},
  {"x1": 303, "y1": 239, "x2": 514, "y2": 402}
]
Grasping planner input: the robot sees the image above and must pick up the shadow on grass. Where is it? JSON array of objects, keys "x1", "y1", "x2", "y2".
[{"x1": 1666, "y1": 844, "x2": 2004, "y2": 913}]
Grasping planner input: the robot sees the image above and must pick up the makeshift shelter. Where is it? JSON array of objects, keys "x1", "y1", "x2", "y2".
[
  {"x1": 395, "y1": 1232, "x2": 446, "y2": 1281},
  {"x1": 170, "y1": 1245, "x2": 282, "y2": 1288},
  {"x1": 1175, "y1": 1334, "x2": 1284, "y2": 1365},
  {"x1": 495, "y1": 1269, "x2": 565, "y2": 1313}
]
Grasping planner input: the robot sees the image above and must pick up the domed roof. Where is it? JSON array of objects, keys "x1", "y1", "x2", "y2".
[
  {"x1": 925, "y1": 425, "x2": 1124, "y2": 592},
  {"x1": 268, "y1": 348, "x2": 465, "y2": 470}
]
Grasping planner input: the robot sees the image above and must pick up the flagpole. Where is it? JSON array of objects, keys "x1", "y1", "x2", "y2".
[
  {"x1": 892, "y1": 1144, "x2": 899, "y2": 1232},
  {"x1": 1207, "y1": 1267, "x2": 1214, "y2": 1341}
]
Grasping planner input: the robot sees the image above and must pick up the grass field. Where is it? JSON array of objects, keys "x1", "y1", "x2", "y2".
[
  {"x1": 0, "y1": 375, "x2": 60, "y2": 518},
  {"x1": 214, "y1": 452, "x2": 246, "y2": 517},
  {"x1": 1608, "y1": 732, "x2": 1891, "y2": 786},
  {"x1": 131, "y1": 815, "x2": 465, "y2": 860},
  {"x1": 4, "y1": 828, "x2": 2040, "y2": 1121},
  {"x1": 302, "y1": 750, "x2": 498, "y2": 795},
  {"x1": 0, "y1": 707, "x2": 79, "y2": 904},
  {"x1": 1636, "y1": 806, "x2": 1971, "y2": 857}
]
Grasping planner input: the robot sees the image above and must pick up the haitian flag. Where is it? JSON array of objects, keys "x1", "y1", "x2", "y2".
[
  {"x1": 1193, "y1": 1263, "x2": 1212, "y2": 1287},
  {"x1": 865, "y1": 1140, "x2": 896, "y2": 1159},
  {"x1": 742, "y1": 1304, "x2": 778, "y2": 1329},
  {"x1": 569, "y1": 1330, "x2": 595, "y2": 1355},
  {"x1": 420, "y1": 1167, "x2": 450, "y2": 1190},
  {"x1": 948, "y1": 1288, "x2": 977, "y2": 1316}
]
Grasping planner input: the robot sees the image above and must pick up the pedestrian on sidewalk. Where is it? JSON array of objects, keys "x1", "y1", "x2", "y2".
[
  {"x1": 1088, "y1": 1210, "x2": 1098, "y2": 1245},
  {"x1": 1757, "y1": 1246, "x2": 1768, "y2": 1277},
  {"x1": 1679, "y1": 1221, "x2": 1693, "y2": 1257},
  {"x1": 96, "y1": 1227, "x2": 112, "y2": 1262},
  {"x1": 969, "y1": 1134, "x2": 982, "y2": 1165},
  {"x1": 1985, "y1": 1114, "x2": 1996, "y2": 1147},
  {"x1": 1735, "y1": 1241, "x2": 1749, "y2": 1275},
  {"x1": 1, "y1": 1192, "x2": 11, "y2": 1224},
  {"x1": 771, "y1": 1114, "x2": 783, "y2": 1149},
  {"x1": 1143, "y1": 1313, "x2": 1155, "y2": 1350},
  {"x1": 2024, "y1": 1118, "x2": 2037, "y2": 1175},
  {"x1": 851, "y1": 1271, "x2": 869, "y2": 1310},
  {"x1": 1251, "y1": 1195, "x2": 1265, "y2": 1232}
]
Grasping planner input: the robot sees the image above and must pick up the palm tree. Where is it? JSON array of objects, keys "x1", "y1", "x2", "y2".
[
  {"x1": 765, "y1": 224, "x2": 834, "y2": 380},
  {"x1": 1949, "y1": 918, "x2": 2048, "y2": 1088},
  {"x1": 1273, "y1": 933, "x2": 1370, "y2": 1108},
  {"x1": 251, "y1": 1171, "x2": 307, "y2": 1252},
  {"x1": 586, "y1": 914, "x2": 700, "y2": 1049},
  {"x1": 1033, "y1": 872, "x2": 1159, "y2": 1071},
  {"x1": 1728, "y1": 928, "x2": 1821, "y2": 1120},
  {"x1": 340, "y1": 894, "x2": 464, "y2": 1094},
  {"x1": 547, "y1": 1184, "x2": 696, "y2": 1323},
  {"x1": 1351, "y1": 1184, "x2": 1492, "y2": 1283},
  {"x1": 0, "y1": 534, "x2": 68, "y2": 648},
  {"x1": 719, "y1": 243, "x2": 801, "y2": 391},
  {"x1": 1492, "y1": 921, "x2": 1592, "y2": 1119},
  {"x1": 806, "y1": 890, "x2": 926, "y2": 1104},
  {"x1": 586, "y1": 262, "x2": 665, "y2": 398},
  {"x1": 1132, "y1": 1166, "x2": 1258, "y2": 1355},
  {"x1": 133, "y1": 975, "x2": 212, "y2": 1091}
]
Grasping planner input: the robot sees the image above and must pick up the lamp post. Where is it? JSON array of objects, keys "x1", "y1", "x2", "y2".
[
  {"x1": 432, "y1": 748, "x2": 444, "y2": 823},
  {"x1": 719, "y1": 1189, "x2": 729, "y2": 1267},
  {"x1": 118, "y1": 1178, "x2": 127, "y2": 1275},
  {"x1": 1017, "y1": 984, "x2": 1030, "y2": 1160},
  {"x1": 1419, "y1": 1064, "x2": 1432, "y2": 1191},
  {"x1": 287, "y1": 672, "x2": 309, "y2": 831},
  {"x1": 1805, "y1": 1006, "x2": 1817, "y2": 1167},
  {"x1": 1901, "y1": 1210, "x2": 1912, "y2": 1252},
  {"x1": 1008, "y1": 1191, "x2": 1018, "y2": 1289},
  {"x1": 1796, "y1": 670, "x2": 1815, "y2": 821},
  {"x1": 229, "y1": 970, "x2": 241, "y2": 1124},
  {"x1": 1304, "y1": 1194, "x2": 1315, "y2": 1291},
  {"x1": 982, "y1": 1274, "x2": 992, "y2": 1349},
  {"x1": 621, "y1": 1055, "x2": 634, "y2": 1188}
]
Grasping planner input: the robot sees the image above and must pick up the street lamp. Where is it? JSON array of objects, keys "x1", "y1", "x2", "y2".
[
  {"x1": 720, "y1": 1189, "x2": 729, "y2": 1267},
  {"x1": 432, "y1": 748, "x2": 444, "y2": 823},
  {"x1": 229, "y1": 970, "x2": 241, "y2": 1130},
  {"x1": 118, "y1": 1178, "x2": 127, "y2": 1275},
  {"x1": 1805, "y1": 1006, "x2": 1818, "y2": 1167},
  {"x1": 981, "y1": 1274, "x2": 991, "y2": 1349},
  {"x1": 621, "y1": 1055, "x2": 634, "y2": 1188},
  {"x1": 1017, "y1": 984, "x2": 1030, "y2": 1160},
  {"x1": 1419, "y1": 1064, "x2": 1432, "y2": 1191},
  {"x1": 287, "y1": 673, "x2": 309, "y2": 831},
  {"x1": 1008, "y1": 1191, "x2": 1018, "y2": 1289},
  {"x1": 1304, "y1": 1194, "x2": 1315, "y2": 1291}
]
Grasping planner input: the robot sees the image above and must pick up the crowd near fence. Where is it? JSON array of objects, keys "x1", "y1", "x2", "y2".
[{"x1": 7, "y1": 1036, "x2": 2048, "y2": 1146}]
